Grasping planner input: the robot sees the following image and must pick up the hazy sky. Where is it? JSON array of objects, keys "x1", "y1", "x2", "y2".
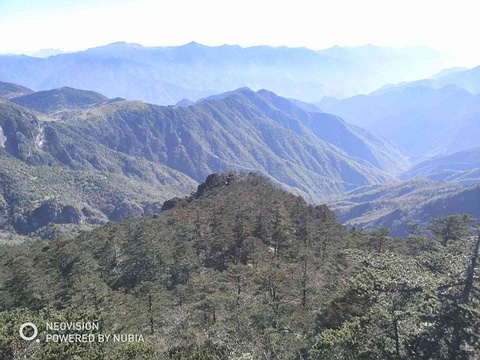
[{"x1": 1, "y1": 0, "x2": 479, "y2": 66}]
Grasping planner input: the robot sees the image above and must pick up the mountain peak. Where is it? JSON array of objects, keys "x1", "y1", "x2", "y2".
[
  {"x1": 175, "y1": 98, "x2": 195, "y2": 106},
  {"x1": 183, "y1": 41, "x2": 207, "y2": 48},
  {"x1": 195, "y1": 87, "x2": 254, "y2": 104},
  {"x1": 11, "y1": 86, "x2": 108, "y2": 114},
  {"x1": 31, "y1": 48, "x2": 66, "y2": 58},
  {"x1": 87, "y1": 41, "x2": 146, "y2": 53},
  {"x1": 195, "y1": 172, "x2": 241, "y2": 197},
  {"x1": 162, "y1": 172, "x2": 273, "y2": 211},
  {"x1": 0, "y1": 80, "x2": 34, "y2": 100},
  {"x1": 106, "y1": 41, "x2": 143, "y2": 47}
]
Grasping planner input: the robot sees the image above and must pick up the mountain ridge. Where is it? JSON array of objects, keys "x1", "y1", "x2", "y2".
[
  {"x1": 317, "y1": 84, "x2": 480, "y2": 156},
  {"x1": 402, "y1": 146, "x2": 480, "y2": 184},
  {"x1": 11, "y1": 86, "x2": 108, "y2": 115},
  {"x1": 0, "y1": 83, "x2": 410, "y2": 238},
  {"x1": 0, "y1": 80, "x2": 34, "y2": 100},
  {"x1": 0, "y1": 42, "x2": 450, "y2": 105},
  {"x1": 62, "y1": 87, "x2": 395, "y2": 200},
  {"x1": 328, "y1": 178, "x2": 480, "y2": 236}
]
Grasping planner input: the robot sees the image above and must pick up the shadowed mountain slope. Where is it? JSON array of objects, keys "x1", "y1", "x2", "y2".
[
  {"x1": 0, "y1": 80, "x2": 34, "y2": 100},
  {"x1": 255, "y1": 89, "x2": 408, "y2": 174},
  {"x1": 402, "y1": 146, "x2": 480, "y2": 184},
  {"x1": 328, "y1": 178, "x2": 480, "y2": 236}
]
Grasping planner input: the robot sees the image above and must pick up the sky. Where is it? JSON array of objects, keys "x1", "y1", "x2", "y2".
[{"x1": 0, "y1": 0, "x2": 479, "y2": 66}]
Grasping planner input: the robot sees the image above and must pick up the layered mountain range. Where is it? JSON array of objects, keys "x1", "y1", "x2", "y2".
[
  {"x1": 402, "y1": 146, "x2": 480, "y2": 184},
  {"x1": 0, "y1": 42, "x2": 450, "y2": 105},
  {"x1": 315, "y1": 66, "x2": 480, "y2": 235},
  {"x1": 317, "y1": 67, "x2": 480, "y2": 157},
  {"x1": 378, "y1": 65, "x2": 480, "y2": 94},
  {"x1": 1, "y1": 53, "x2": 480, "y2": 240},
  {"x1": 2, "y1": 73, "x2": 478, "y2": 360}
]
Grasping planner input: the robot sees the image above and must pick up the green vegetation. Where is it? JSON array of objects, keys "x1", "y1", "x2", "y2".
[
  {"x1": 12, "y1": 87, "x2": 108, "y2": 117},
  {"x1": 58, "y1": 87, "x2": 402, "y2": 200},
  {"x1": 0, "y1": 99, "x2": 197, "y2": 239},
  {"x1": 1, "y1": 173, "x2": 478, "y2": 359},
  {"x1": 0, "y1": 155, "x2": 195, "y2": 239}
]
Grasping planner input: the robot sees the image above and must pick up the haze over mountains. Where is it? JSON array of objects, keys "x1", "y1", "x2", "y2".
[
  {"x1": 318, "y1": 68, "x2": 480, "y2": 157},
  {"x1": 3, "y1": 0, "x2": 480, "y2": 354},
  {"x1": 0, "y1": 42, "x2": 450, "y2": 105},
  {"x1": 379, "y1": 65, "x2": 480, "y2": 94},
  {"x1": 402, "y1": 146, "x2": 480, "y2": 184},
  {"x1": 313, "y1": 65, "x2": 480, "y2": 235}
]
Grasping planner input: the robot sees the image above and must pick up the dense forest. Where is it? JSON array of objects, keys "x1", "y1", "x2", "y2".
[{"x1": 1, "y1": 173, "x2": 479, "y2": 359}]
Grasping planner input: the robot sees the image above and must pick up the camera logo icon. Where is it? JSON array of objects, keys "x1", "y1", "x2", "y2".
[{"x1": 19, "y1": 323, "x2": 39, "y2": 342}]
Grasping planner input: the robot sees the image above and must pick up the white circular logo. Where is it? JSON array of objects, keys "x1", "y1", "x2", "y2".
[{"x1": 19, "y1": 323, "x2": 38, "y2": 341}]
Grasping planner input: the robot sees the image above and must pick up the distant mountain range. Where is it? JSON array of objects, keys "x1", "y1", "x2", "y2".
[
  {"x1": 402, "y1": 146, "x2": 480, "y2": 184},
  {"x1": 317, "y1": 83, "x2": 480, "y2": 156},
  {"x1": 0, "y1": 42, "x2": 450, "y2": 105},
  {"x1": 316, "y1": 64, "x2": 480, "y2": 234},
  {"x1": 328, "y1": 178, "x2": 480, "y2": 237},
  {"x1": 0, "y1": 81, "x2": 410, "y2": 238},
  {"x1": 30, "y1": 48, "x2": 67, "y2": 58},
  {"x1": 377, "y1": 65, "x2": 480, "y2": 94}
]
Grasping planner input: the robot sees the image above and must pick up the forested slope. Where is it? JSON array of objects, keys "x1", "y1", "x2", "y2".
[{"x1": 1, "y1": 173, "x2": 478, "y2": 359}]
